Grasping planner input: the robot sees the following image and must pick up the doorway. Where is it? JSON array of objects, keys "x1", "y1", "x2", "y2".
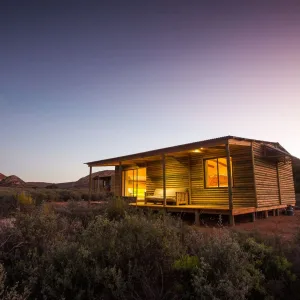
[{"x1": 122, "y1": 168, "x2": 146, "y2": 200}]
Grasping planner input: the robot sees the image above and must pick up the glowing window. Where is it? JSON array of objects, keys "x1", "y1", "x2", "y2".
[
  {"x1": 205, "y1": 157, "x2": 232, "y2": 188},
  {"x1": 122, "y1": 168, "x2": 146, "y2": 200}
]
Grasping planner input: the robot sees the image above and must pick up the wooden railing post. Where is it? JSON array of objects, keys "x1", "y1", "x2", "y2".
[
  {"x1": 119, "y1": 162, "x2": 122, "y2": 198},
  {"x1": 276, "y1": 162, "x2": 282, "y2": 205},
  {"x1": 188, "y1": 154, "x2": 192, "y2": 205},
  {"x1": 88, "y1": 165, "x2": 92, "y2": 205},
  {"x1": 162, "y1": 154, "x2": 166, "y2": 207},
  {"x1": 226, "y1": 143, "x2": 234, "y2": 225},
  {"x1": 251, "y1": 142, "x2": 258, "y2": 208}
]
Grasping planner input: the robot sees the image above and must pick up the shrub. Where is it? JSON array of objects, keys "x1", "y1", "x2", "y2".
[
  {"x1": 184, "y1": 229, "x2": 263, "y2": 300},
  {"x1": 106, "y1": 197, "x2": 127, "y2": 220},
  {"x1": 0, "y1": 264, "x2": 30, "y2": 300},
  {"x1": 0, "y1": 206, "x2": 299, "y2": 300},
  {"x1": 238, "y1": 235, "x2": 296, "y2": 299},
  {"x1": 0, "y1": 208, "x2": 185, "y2": 299},
  {"x1": 30, "y1": 191, "x2": 46, "y2": 206},
  {"x1": 17, "y1": 191, "x2": 34, "y2": 213},
  {"x1": 17, "y1": 191, "x2": 33, "y2": 206},
  {"x1": 0, "y1": 194, "x2": 17, "y2": 218}
]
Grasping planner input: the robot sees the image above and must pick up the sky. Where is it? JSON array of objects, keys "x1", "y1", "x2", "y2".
[{"x1": 1, "y1": 0, "x2": 300, "y2": 183}]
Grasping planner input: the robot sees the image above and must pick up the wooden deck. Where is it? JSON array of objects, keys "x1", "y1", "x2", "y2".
[{"x1": 129, "y1": 202, "x2": 288, "y2": 216}]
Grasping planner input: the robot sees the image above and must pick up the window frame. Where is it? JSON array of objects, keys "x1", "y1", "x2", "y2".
[{"x1": 204, "y1": 157, "x2": 233, "y2": 189}]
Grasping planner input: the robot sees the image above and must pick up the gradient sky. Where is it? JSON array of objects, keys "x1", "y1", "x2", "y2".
[{"x1": 1, "y1": 0, "x2": 300, "y2": 183}]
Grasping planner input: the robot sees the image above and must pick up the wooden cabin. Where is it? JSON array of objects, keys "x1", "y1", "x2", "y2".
[
  {"x1": 86, "y1": 136, "x2": 296, "y2": 225},
  {"x1": 92, "y1": 170, "x2": 115, "y2": 193}
]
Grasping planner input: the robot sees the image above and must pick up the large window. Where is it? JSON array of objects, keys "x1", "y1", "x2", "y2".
[
  {"x1": 122, "y1": 168, "x2": 146, "y2": 200},
  {"x1": 205, "y1": 157, "x2": 232, "y2": 188}
]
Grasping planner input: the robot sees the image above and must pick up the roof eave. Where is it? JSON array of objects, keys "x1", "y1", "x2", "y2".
[{"x1": 85, "y1": 136, "x2": 233, "y2": 167}]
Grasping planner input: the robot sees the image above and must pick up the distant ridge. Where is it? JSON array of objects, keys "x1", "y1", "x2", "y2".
[
  {"x1": 74, "y1": 170, "x2": 115, "y2": 188},
  {"x1": 0, "y1": 170, "x2": 114, "y2": 189}
]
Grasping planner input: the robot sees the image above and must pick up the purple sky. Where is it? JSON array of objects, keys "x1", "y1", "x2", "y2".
[{"x1": 1, "y1": 0, "x2": 300, "y2": 183}]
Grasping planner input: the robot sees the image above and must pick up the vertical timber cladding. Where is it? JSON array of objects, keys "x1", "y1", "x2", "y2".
[
  {"x1": 230, "y1": 145, "x2": 256, "y2": 208},
  {"x1": 252, "y1": 142, "x2": 280, "y2": 207},
  {"x1": 278, "y1": 161, "x2": 296, "y2": 205}
]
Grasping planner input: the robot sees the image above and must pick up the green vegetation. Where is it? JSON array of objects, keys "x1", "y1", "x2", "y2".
[{"x1": 0, "y1": 200, "x2": 299, "y2": 299}]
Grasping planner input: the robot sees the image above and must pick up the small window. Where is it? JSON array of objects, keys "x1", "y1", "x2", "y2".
[{"x1": 205, "y1": 157, "x2": 232, "y2": 188}]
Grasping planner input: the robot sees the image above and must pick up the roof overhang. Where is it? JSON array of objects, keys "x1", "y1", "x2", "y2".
[
  {"x1": 292, "y1": 156, "x2": 300, "y2": 171},
  {"x1": 262, "y1": 143, "x2": 292, "y2": 163},
  {"x1": 85, "y1": 136, "x2": 257, "y2": 167}
]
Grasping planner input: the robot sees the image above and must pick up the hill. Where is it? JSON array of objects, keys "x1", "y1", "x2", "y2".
[
  {"x1": 0, "y1": 175, "x2": 25, "y2": 187},
  {"x1": 26, "y1": 182, "x2": 52, "y2": 188},
  {"x1": 0, "y1": 173, "x2": 6, "y2": 181},
  {"x1": 0, "y1": 170, "x2": 114, "y2": 189}
]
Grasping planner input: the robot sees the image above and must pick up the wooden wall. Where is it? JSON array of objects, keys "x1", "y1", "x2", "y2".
[
  {"x1": 231, "y1": 145, "x2": 256, "y2": 207},
  {"x1": 253, "y1": 142, "x2": 280, "y2": 207},
  {"x1": 114, "y1": 142, "x2": 295, "y2": 208},
  {"x1": 190, "y1": 150, "x2": 229, "y2": 207},
  {"x1": 166, "y1": 156, "x2": 190, "y2": 190},
  {"x1": 278, "y1": 161, "x2": 296, "y2": 205},
  {"x1": 146, "y1": 160, "x2": 163, "y2": 193},
  {"x1": 253, "y1": 142, "x2": 295, "y2": 207},
  {"x1": 146, "y1": 156, "x2": 189, "y2": 194},
  {"x1": 146, "y1": 145, "x2": 256, "y2": 208}
]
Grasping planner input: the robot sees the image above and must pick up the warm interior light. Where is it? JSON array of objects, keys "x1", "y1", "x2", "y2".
[
  {"x1": 193, "y1": 149, "x2": 200, "y2": 153},
  {"x1": 200, "y1": 147, "x2": 204, "y2": 150}
]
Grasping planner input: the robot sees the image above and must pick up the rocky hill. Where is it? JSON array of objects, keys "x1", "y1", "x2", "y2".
[
  {"x1": 0, "y1": 173, "x2": 6, "y2": 181},
  {"x1": 0, "y1": 175, "x2": 25, "y2": 187},
  {"x1": 1, "y1": 170, "x2": 114, "y2": 189}
]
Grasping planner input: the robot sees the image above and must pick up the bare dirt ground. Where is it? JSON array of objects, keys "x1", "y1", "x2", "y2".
[
  {"x1": 193, "y1": 210, "x2": 300, "y2": 241},
  {"x1": 232, "y1": 211, "x2": 300, "y2": 240}
]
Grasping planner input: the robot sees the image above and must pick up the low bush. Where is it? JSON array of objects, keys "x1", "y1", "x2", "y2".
[
  {"x1": 0, "y1": 194, "x2": 17, "y2": 218},
  {"x1": 0, "y1": 204, "x2": 299, "y2": 300}
]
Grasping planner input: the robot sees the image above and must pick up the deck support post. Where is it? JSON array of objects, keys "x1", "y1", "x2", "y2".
[
  {"x1": 195, "y1": 210, "x2": 200, "y2": 226},
  {"x1": 88, "y1": 165, "x2": 92, "y2": 205},
  {"x1": 251, "y1": 212, "x2": 256, "y2": 222},
  {"x1": 272, "y1": 209, "x2": 276, "y2": 216},
  {"x1": 275, "y1": 209, "x2": 280, "y2": 216},
  {"x1": 229, "y1": 214, "x2": 235, "y2": 226},
  {"x1": 162, "y1": 154, "x2": 166, "y2": 207},
  {"x1": 276, "y1": 162, "x2": 282, "y2": 205},
  {"x1": 264, "y1": 210, "x2": 269, "y2": 218},
  {"x1": 251, "y1": 142, "x2": 258, "y2": 208},
  {"x1": 119, "y1": 162, "x2": 122, "y2": 198},
  {"x1": 226, "y1": 143, "x2": 234, "y2": 226}
]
